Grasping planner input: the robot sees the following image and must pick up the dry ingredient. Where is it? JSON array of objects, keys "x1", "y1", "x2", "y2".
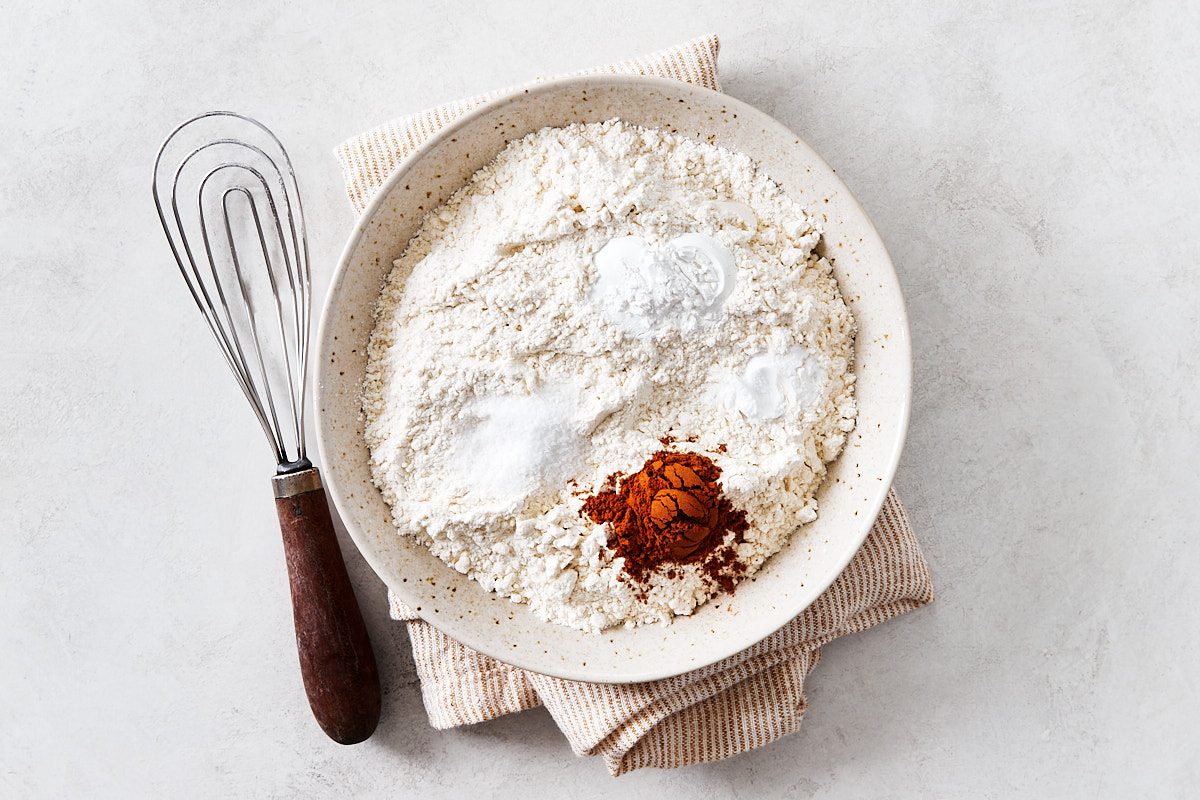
[
  {"x1": 445, "y1": 387, "x2": 581, "y2": 502},
  {"x1": 711, "y1": 347, "x2": 828, "y2": 422},
  {"x1": 591, "y1": 233, "x2": 737, "y2": 335},
  {"x1": 582, "y1": 451, "x2": 748, "y2": 589},
  {"x1": 363, "y1": 119, "x2": 857, "y2": 632}
]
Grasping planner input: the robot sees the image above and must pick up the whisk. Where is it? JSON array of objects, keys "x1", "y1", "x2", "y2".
[{"x1": 152, "y1": 111, "x2": 380, "y2": 744}]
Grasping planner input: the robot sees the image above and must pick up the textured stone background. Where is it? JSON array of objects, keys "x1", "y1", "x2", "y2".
[{"x1": 3, "y1": 1, "x2": 1198, "y2": 795}]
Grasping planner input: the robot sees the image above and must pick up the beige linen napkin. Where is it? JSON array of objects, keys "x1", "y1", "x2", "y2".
[{"x1": 335, "y1": 35, "x2": 933, "y2": 776}]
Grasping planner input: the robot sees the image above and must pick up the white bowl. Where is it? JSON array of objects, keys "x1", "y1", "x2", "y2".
[{"x1": 316, "y1": 75, "x2": 911, "y2": 683}]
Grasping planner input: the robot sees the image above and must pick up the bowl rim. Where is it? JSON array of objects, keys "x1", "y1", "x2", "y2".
[{"x1": 315, "y1": 73, "x2": 912, "y2": 681}]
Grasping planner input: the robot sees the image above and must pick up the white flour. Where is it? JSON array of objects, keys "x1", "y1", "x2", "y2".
[{"x1": 363, "y1": 120, "x2": 856, "y2": 632}]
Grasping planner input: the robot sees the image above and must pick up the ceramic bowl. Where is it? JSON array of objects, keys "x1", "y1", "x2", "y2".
[{"x1": 315, "y1": 75, "x2": 911, "y2": 682}]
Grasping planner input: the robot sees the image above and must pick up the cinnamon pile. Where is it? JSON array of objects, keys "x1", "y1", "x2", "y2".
[{"x1": 582, "y1": 450, "x2": 748, "y2": 588}]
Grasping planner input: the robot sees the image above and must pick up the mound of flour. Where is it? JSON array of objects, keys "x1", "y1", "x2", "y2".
[{"x1": 363, "y1": 120, "x2": 856, "y2": 632}]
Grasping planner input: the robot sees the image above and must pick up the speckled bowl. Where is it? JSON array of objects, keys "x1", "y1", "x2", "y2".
[{"x1": 316, "y1": 75, "x2": 911, "y2": 683}]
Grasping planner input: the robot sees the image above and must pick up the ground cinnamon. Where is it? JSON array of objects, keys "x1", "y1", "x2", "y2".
[{"x1": 582, "y1": 450, "x2": 748, "y2": 584}]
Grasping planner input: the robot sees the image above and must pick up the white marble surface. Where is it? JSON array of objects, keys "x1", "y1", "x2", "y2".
[{"x1": 3, "y1": 1, "x2": 1198, "y2": 796}]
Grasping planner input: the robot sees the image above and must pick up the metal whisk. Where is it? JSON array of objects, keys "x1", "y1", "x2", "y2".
[{"x1": 152, "y1": 112, "x2": 380, "y2": 744}]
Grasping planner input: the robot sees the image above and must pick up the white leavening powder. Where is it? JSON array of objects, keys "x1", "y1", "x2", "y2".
[
  {"x1": 591, "y1": 233, "x2": 737, "y2": 335},
  {"x1": 711, "y1": 348, "x2": 828, "y2": 422},
  {"x1": 363, "y1": 120, "x2": 857, "y2": 632}
]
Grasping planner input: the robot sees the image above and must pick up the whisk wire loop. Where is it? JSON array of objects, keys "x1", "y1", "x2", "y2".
[{"x1": 152, "y1": 112, "x2": 312, "y2": 469}]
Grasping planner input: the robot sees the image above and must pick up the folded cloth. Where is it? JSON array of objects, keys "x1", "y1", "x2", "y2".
[{"x1": 335, "y1": 35, "x2": 933, "y2": 776}]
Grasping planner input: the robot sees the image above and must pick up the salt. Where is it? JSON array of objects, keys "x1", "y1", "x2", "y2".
[{"x1": 447, "y1": 388, "x2": 582, "y2": 504}]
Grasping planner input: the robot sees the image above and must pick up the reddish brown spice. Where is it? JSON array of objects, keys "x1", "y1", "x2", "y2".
[{"x1": 582, "y1": 450, "x2": 748, "y2": 584}]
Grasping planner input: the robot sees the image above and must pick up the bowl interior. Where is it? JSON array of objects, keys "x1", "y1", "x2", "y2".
[{"x1": 316, "y1": 76, "x2": 910, "y2": 682}]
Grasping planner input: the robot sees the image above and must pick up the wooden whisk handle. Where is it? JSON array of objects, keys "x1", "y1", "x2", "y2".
[{"x1": 273, "y1": 468, "x2": 381, "y2": 744}]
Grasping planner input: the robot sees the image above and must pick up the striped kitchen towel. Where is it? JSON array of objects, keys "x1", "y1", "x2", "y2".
[{"x1": 335, "y1": 35, "x2": 934, "y2": 776}]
